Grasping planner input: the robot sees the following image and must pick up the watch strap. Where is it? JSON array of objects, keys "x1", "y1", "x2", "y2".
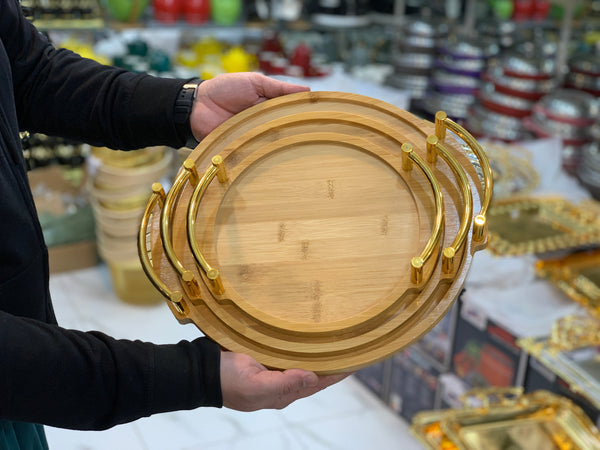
[{"x1": 174, "y1": 78, "x2": 201, "y2": 148}]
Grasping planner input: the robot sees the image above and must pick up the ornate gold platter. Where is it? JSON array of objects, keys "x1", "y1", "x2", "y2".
[
  {"x1": 411, "y1": 388, "x2": 600, "y2": 450},
  {"x1": 535, "y1": 249, "x2": 600, "y2": 319},
  {"x1": 138, "y1": 92, "x2": 491, "y2": 373},
  {"x1": 519, "y1": 315, "x2": 600, "y2": 411},
  {"x1": 482, "y1": 142, "x2": 539, "y2": 199},
  {"x1": 486, "y1": 197, "x2": 600, "y2": 256}
]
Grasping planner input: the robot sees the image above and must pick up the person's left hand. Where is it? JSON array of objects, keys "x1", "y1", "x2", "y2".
[
  {"x1": 220, "y1": 351, "x2": 351, "y2": 411},
  {"x1": 189, "y1": 72, "x2": 309, "y2": 142}
]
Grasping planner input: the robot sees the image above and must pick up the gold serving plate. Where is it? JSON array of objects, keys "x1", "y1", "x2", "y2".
[
  {"x1": 486, "y1": 197, "x2": 600, "y2": 256},
  {"x1": 519, "y1": 315, "x2": 600, "y2": 411},
  {"x1": 483, "y1": 142, "x2": 539, "y2": 199},
  {"x1": 411, "y1": 410, "x2": 460, "y2": 450},
  {"x1": 137, "y1": 92, "x2": 492, "y2": 373},
  {"x1": 535, "y1": 249, "x2": 600, "y2": 319},
  {"x1": 412, "y1": 388, "x2": 600, "y2": 449}
]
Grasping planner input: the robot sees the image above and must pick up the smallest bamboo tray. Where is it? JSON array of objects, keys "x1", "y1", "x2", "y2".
[{"x1": 138, "y1": 92, "x2": 492, "y2": 374}]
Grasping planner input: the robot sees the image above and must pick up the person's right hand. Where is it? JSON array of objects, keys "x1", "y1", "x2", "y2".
[
  {"x1": 189, "y1": 72, "x2": 309, "y2": 142},
  {"x1": 220, "y1": 351, "x2": 351, "y2": 411}
]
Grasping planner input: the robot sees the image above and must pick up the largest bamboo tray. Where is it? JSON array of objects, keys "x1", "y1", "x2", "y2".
[{"x1": 138, "y1": 92, "x2": 492, "y2": 374}]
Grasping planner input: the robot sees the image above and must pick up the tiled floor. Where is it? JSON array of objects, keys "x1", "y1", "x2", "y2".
[{"x1": 45, "y1": 265, "x2": 423, "y2": 450}]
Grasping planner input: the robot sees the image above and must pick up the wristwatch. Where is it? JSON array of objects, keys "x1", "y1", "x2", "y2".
[{"x1": 174, "y1": 79, "x2": 201, "y2": 148}]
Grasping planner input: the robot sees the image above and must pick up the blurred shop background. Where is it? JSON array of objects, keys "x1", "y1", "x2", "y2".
[{"x1": 19, "y1": 0, "x2": 600, "y2": 448}]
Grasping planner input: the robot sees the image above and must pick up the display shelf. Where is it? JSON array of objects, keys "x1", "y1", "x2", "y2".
[{"x1": 29, "y1": 17, "x2": 106, "y2": 30}]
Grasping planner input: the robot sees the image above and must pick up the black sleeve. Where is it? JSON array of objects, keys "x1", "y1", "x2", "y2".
[
  {"x1": 0, "y1": 1, "x2": 223, "y2": 430},
  {"x1": 0, "y1": 310, "x2": 222, "y2": 430},
  {"x1": 2, "y1": 0, "x2": 190, "y2": 150}
]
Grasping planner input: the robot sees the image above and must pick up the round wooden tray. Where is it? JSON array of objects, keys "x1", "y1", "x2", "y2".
[{"x1": 138, "y1": 92, "x2": 492, "y2": 374}]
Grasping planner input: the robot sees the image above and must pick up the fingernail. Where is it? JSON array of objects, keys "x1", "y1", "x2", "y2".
[{"x1": 303, "y1": 375, "x2": 318, "y2": 388}]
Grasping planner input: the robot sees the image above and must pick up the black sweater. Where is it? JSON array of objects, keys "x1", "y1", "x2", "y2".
[{"x1": 0, "y1": 0, "x2": 222, "y2": 431}]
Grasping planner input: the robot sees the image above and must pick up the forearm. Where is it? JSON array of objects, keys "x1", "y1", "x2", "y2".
[
  {"x1": 0, "y1": 311, "x2": 222, "y2": 430},
  {"x1": 3, "y1": 0, "x2": 188, "y2": 149}
]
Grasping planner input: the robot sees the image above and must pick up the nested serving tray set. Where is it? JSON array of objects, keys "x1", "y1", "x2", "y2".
[{"x1": 137, "y1": 92, "x2": 492, "y2": 374}]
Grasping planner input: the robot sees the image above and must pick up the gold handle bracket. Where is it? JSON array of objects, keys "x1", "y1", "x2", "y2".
[
  {"x1": 160, "y1": 159, "x2": 203, "y2": 299},
  {"x1": 401, "y1": 143, "x2": 445, "y2": 284},
  {"x1": 427, "y1": 135, "x2": 474, "y2": 274},
  {"x1": 187, "y1": 155, "x2": 229, "y2": 295},
  {"x1": 435, "y1": 111, "x2": 493, "y2": 243},
  {"x1": 138, "y1": 182, "x2": 185, "y2": 314}
]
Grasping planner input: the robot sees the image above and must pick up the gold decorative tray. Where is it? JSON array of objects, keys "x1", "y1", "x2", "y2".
[
  {"x1": 519, "y1": 315, "x2": 600, "y2": 411},
  {"x1": 482, "y1": 142, "x2": 539, "y2": 199},
  {"x1": 137, "y1": 92, "x2": 491, "y2": 374},
  {"x1": 535, "y1": 249, "x2": 600, "y2": 319},
  {"x1": 486, "y1": 197, "x2": 600, "y2": 256},
  {"x1": 411, "y1": 388, "x2": 600, "y2": 450}
]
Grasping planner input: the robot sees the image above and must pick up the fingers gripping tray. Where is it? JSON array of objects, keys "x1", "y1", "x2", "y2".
[{"x1": 138, "y1": 92, "x2": 492, "y2": 374}]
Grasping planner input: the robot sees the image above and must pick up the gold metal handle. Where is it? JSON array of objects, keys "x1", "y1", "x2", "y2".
[
  {"x1": 160, "y1": 159, "x2": 202, "y2": 299},
  {"x1": 187, "y1": 155, "x2": 228, "y2": 294},
  {"x1": 435, "y1": 111, "x2": 493, "y2": 242},
  {"x1": 138, "y1": 183, "x2": 185, "y2": 314},
  {"x1": 426, "y1": 135, "x2": 473, "y2": 274},
  {"x1": 401, "y1": 143, "x2": 445, "y2": 284}
]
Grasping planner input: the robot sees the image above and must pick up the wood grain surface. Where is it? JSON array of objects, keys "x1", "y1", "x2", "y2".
[{"x1": 142, "y1": 91, "x2": 488, "y2": 373}]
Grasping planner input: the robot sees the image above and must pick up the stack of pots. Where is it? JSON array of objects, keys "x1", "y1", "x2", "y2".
[
  {"x1": 385, "y1": 14, "x2": 450, "y2": 105},
  {"x1": 87, "y1": 146, "x2": 174, "y2": 304},
  {"x1": 578, "y1": 142, "x2": 600, "y2": 200},
  {"x1": 564, "y1": 52, "x2": 600, "y2": 191},
  {"x1": 466, "y1": 46, "x2": 557, "y2": 142},
  {"x1": 523, "y1": 88, "x2": 599, "y2": 174},
  {"x1": 421, "y1": 33, "x2": 499, "y2": 121},
  {"x1": 478, "y1": 20, "x2": 518, "y2": 50},
  {"x1": 565, "y1": 52, "x2": 600, "y2": 98}
]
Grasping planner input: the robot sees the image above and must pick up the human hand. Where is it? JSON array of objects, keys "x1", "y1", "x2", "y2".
[
  {"x1": 220, "y1": 351, "x2": 351, "y2": 411},
  {"x1": 189, "y1": 72, "x2": 309, "y2": 142}
]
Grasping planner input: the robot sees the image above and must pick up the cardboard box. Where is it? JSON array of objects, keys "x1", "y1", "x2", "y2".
[
  {"x1": 28, "y1": 165, "x2": 98, "y2": 273},
  {"x1": 388, "y1": 346, "x2": 444, "y2": 421},
  {"x1": 47, "y1": 240, "x2": 98, "y2": 274},
  {"x1": 354, "y1": 359, "x2": 391, "y2": 402},
  {"x1": 438, "y1": 372, "x2": 469, "y2": 409},
  {"x1": 412, "y1": 302, "x2": 458, "y2": 370},
  {"x1": 451, "y1": 295, "x2": 528, "y2": 388},
  {"x1": 355, "y1": 303, "x2": 458, "y2": 415}
]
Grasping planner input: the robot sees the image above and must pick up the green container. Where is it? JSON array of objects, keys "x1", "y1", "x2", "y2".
[
  {"x1": 104, "y1": 0, "x2": 149, "y2": 22},
  {"x1": 210, "y1": 0, "x2": 241, "y2": 25}
]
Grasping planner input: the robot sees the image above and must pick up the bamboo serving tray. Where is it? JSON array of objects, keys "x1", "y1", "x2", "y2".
[{"x1": 138, "y1": 92, "x2": 492, "y2": 374}]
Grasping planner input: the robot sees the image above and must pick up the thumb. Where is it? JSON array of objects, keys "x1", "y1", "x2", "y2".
[
  {"x1": 256, "y1": 369, "x2": 319, "y2": 409},
  {"x1": 253, "y1": 73, "x2": 310, "y2": 99},
  {"x1": 283, "y1": 369, "x2": 319, "y2": 390}
]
